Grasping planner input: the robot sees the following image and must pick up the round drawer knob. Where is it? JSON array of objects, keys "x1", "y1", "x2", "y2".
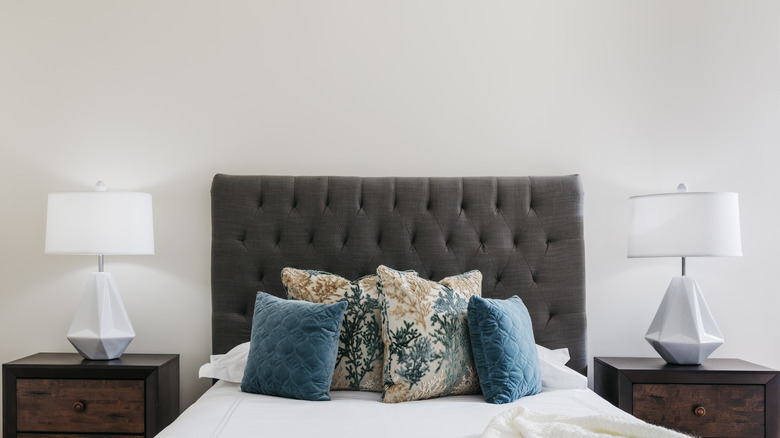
[
  {"x1": 73, "y1": 401, "x2": 86, "y2": 412},
  {"x1": 694, "y1": 406, "x2": 706, "y2": 417}
]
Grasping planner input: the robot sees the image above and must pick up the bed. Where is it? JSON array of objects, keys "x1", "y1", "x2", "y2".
[{"x1": 157, "y1": 174, "x2": 686, "y2": 438}]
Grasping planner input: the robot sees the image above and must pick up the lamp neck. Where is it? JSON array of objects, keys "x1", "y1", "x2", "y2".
[
  {"x1": 98, "y1": 254, "x2": 104, "y2": 273},
  {"x1": 681, "y1": 256, "x2": 686, "y2": 276}
]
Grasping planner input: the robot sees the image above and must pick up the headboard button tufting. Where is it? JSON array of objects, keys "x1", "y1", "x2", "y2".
[{"x1": 210, "y1": 174, "x2": 586, "y2": 374}]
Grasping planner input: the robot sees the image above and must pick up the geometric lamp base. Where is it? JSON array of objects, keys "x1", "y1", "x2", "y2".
[
  {"x1": 645, "y1": 276, "x2": 724, "y2": 365},
  {"x1": 66, "y1": 272, "x2": 135, "y2": 360}
]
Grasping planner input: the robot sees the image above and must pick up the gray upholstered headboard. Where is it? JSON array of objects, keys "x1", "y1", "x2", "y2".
[{"x1": 211, "y1": 174, "x2": 587, "y2": 373}]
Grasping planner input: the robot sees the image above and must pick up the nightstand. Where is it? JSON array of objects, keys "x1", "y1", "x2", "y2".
[
  {"x1": 3, "y1": 352, "x2": 179, "y2": 438},
  {"x1": 594, "y1": 357, "x2": 780, "y2": 438}
]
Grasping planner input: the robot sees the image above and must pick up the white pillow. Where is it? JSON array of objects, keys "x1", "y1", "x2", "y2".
[
  {"x1": 198, "y1": 342, "x2": 250, "y2": 383},
  {"x1": 199, "y1": 342, "x2": 587, "y2": 390},
  {"x1": 535, "y1": 345, "x2": 587, "y2": 389}
]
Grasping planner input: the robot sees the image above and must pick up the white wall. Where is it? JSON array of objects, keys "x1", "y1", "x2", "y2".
[{"x1": 1, "y1": 0, "x2": 778, "y2": 419}]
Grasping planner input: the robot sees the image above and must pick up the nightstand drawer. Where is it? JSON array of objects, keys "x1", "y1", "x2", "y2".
[
  {"x1": 633, "y1": 383, "x2": 764, "y2": 437},
  {"x1": 16, "y1": 379, "x2": 144, "y2": 434}
]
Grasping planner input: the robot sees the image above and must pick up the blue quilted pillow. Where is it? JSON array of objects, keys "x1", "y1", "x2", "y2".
[
  {"x1": 241, "y1": 292, "x2": 348, "y2": 401},
  {"x1": 468, "y1": 295, "x2": 542, "y2": 404}
]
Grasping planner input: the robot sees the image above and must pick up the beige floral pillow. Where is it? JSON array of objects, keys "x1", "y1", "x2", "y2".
[
  {"x1": 377, "y1": 265, "x2": 482, "y2": 403},
  {"x1": 282, "y1": 268, "x2": 383, "y2": 392}
]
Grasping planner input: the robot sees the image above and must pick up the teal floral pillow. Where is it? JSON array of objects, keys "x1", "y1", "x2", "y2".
[
  {"x1": 282, "y1": 268, "x2": 383, "y2": 392},
  {"x1": 377, "y1": 265, "x2": 482, "y2": 403}
]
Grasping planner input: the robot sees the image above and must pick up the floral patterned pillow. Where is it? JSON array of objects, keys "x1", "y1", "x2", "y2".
[
  {"x1": 376, "y1": 265, "x2": 482, "y2": 403},
  {"x1": 282, "y1": 268, "x2": 383, "y2": 392}
]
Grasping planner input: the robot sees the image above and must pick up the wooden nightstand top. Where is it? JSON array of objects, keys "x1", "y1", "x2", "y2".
[
  {"x1": 4, "y1": 353, "x2": 180, "y2": 380},
  {"x1": 596, "y1": 356, "x2": 777, "y2": 373},
  {"x1": 5, "y1": 352, "x2": 179, "y2": 367},
  {"x1": 595, "y1": 357, "x2": 779, "y2": 386}
]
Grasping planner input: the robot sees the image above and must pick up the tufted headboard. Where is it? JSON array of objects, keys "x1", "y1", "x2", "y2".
[{"x1": 211, "y1": 174, "x2": 587, "y2": 373}]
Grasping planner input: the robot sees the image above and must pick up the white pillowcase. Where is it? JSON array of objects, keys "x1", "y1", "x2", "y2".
[
  {"x1": 198, "y1": 342, "x2": 250, "y2": 383},
  {"x1": 199, "y1": 342, "x2": 587, "y2": 390},
  {"x1": 535, "y1": 345, "x2": 587, "y2": 390}
]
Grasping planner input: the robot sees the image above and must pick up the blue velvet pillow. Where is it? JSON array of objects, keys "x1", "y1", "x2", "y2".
[
  {"x1": 241, "y1": 291, "x2": 348, "y2": 401},
  {"x1": 468, "y1": 295, "x2": 542, "y2": 404}
]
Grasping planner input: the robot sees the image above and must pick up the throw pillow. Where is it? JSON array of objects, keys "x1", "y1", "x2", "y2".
[
  {"x1": 468, "y1": 295, "x2": 542, "y2": 403},
  {"x1": 282, "y1": 268, "x2": 383, "y2": 392},
  {"x1": 240, "y1": 291, "x2": 347, "y2": 401},
  {"x1": 377, "y1": 265, "x2": 482, "y2": 403}
]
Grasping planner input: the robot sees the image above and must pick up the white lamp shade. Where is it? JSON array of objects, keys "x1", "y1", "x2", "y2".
[
  {"x1": 45, "y1": 191, "x2": 154, "y2": 255},
  {"x1": 627, "y1": 191, "x2": 742, "y2": 258}
]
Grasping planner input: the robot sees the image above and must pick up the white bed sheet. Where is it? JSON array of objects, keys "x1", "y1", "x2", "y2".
[{"x1": 158, "y1": 381, "x2": 630, "y2": 438}]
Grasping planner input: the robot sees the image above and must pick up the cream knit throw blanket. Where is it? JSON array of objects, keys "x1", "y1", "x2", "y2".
[{"x1": 483, "y1": 406, "x2": 694, "y2": 438}]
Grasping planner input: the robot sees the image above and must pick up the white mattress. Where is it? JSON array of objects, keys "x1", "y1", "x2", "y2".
[{"x1": 158, "y1": 381, "x2": 630, "y2": 438}]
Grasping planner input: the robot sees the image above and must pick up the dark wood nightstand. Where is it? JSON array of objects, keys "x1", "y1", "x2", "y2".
[
  {"x1": 3, "y1": 352, "x2": 179, "y2": 438},
  {"x1": 594, "y1": 357, "x2": 780, "y2": 438}
]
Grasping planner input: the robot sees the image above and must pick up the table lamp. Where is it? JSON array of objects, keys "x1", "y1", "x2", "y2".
[
  {"x1": 45, "y1": 181, "x2": 154, "y2": 360},
  {"x1": 627, "y1": 184, "x2": 742, "y2": 365}
]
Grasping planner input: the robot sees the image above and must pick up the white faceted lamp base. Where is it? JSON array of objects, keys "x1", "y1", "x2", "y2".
[
  {"x1": 67, "y1": 272, "x2": 135, "y2": 360},
  {"x1": 644, "y1": 276, "x2": 724, "y2": 365}
]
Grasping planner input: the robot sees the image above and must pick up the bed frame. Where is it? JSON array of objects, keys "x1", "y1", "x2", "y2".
[{"x1": 210, "y1": 174, "x2": 587, "y2": 374}]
